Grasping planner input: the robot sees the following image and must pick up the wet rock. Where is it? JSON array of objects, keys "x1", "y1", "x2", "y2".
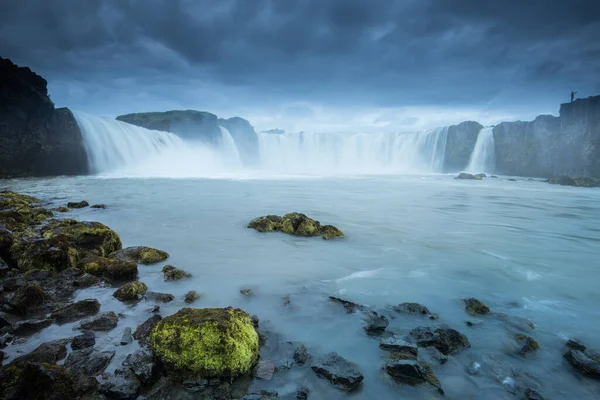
[
  {"x1": 293, "y1": 344, "x2": 311, "y2": 365},
  {"x1": 149, "y1": 305, "x2": 160, "y2": 313},
  {"x1": 422, "y1": 347, "x2": 449, "y2": 364},
  {"x1": 122, "y1": 348, "x2": 157, "y2": 384},
  {"x1": 384, "y1": 359, "x2": 443, "y2": 394},
  {"x1": 566, "y1": 339, "x2": 586, "y2": 352},
  {"x1": 99, "y1": 368, "x2": 141, "y2": 399},
  {"x1": 67, "y1": 200, "x2": 89, "y2": 208},
  {"x1": 149, "y1": 307, "x2": 259, "y2": 378},
  {"x1": 525, "y1": 388, "x2": 547, "y2": 400},
  {"x1": 184, "y1": 290, "x2": 200, "y2": 304},
  {"x1": 468, "y1": 361, "x2": 482, "y2": 375},
  {"x1": 241, "y1": 390, "x2": 279, "y2": 399},
  {"x1": 40, "y1": 218, "x2": 122, "y2": 258},
  {"x1": 311, "y1": 352, "x2": 364, "y2": 391},
  {"x1": 90, "y1": 204, "x2": 106, "y2": 209},
  {"x1": 10, "y1": 318, "x2": 53, "y2": 336},
  {"x1": 363, "y1": 312, "x2": 388, "y2": 335},
  {"x1": 563, "y1": 349, "x2": 600, "y2": 379},
  {"x1": 515, "y1": 334, "x2": 539, "y2": 356},
  {"x1": 120, "y1": 327, "x2": 133, "y2": 345},
  {"x1": 394, "y1": 302, "x2": 430, "y2": 315},
  {"x1": 248, "y1": 213, "x2": 344, "y2": 240},
  {"x1": 296, "y1": 386, "x2": 309, "y2": 400},
  {"x1": 11, "y1": 340, "x2": 67, "y2": 364},
  {"x1": 112, "y1": 246, "x2": 169, "y2": 264},
  {"x1": 464, "y1": 298, "x2": 490, "y2": 315},
  {"x1": 255, "y1": 360, "x2": 275, "y2": 380},
  {"x1": 455, "y1": 172, "x2": 483, "y2": 180},
  {"x1": 50, "y1": 298, "x2": 100, "y2": 323},
  {"x1": 55, "y1": 206, "x2": 70, "y2": 212},
  {"x1": 79, "y1": 255, "x2": 138, "y2": 281},
  {"x1": 379, "y1": 336, "x2": 418, "y2": 357},
  {"x1": 133, "y1": 314, "x2": 162, "y2": 346},
  {"x1": 240, "y1": 288, "x2": 254, "y2": 296},
  {"x1": 329, "y1": 296, "x2": 362, "y2": 313},
  {"x1": 73, "y1": 272, "x2": 102, "y2": 288},
  {"x1": 251, "y1": 314, "x2": 260, "y2": 328},
  {"x1": 162, "y1": 265, "x2": 191, "y2": 281},
  {"x1": 5, "y1": 282, "x2": 46, "y2": 315},
  {"x1": 74, "y1": 311, "x2": 118, "y2": 331},
  {"x1": 64, "y1": 347, "x2": 115, "y2": 376},
  {"x1": 508, "y1": 178, "x2": 517, "y2": 182},
  {"x1": 409, "y1": 325, "x2": 471, "y2": 355},
  {"x1": 113, "y1": 281, "x2": 147, "y2": 301},
  {"x1": 71, "y1": 331, "x2": 95, "y2": 350},
  {"x1": 145, "y1": 291, "x2": 174, "y2": 303}
]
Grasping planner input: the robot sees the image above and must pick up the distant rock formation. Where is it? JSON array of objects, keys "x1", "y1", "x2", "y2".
[
  {"x1": 218, "y1": 116, "x2": 259, "y2": 165},
  {"x1": 443, "y1": 121, "x2": 484, "y2": 172},
  {"x1": 0, "y1": 57, "x2": 87, "y2": 178}
]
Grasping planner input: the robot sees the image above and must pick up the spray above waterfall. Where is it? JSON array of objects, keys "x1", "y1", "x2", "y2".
[{"x1": 466, "y1": 127, "x2": 496, "y2": 174}]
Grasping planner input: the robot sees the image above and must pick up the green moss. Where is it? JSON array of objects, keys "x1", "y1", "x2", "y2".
[
  {"x1": 41, "y1": 219, "x2": 122, "y2": 257},
  {"x1": 113, "y1": 281, "x2": 147, "y2": 301},
  {"x1": 0, "y1": 191, "x2": 51, "y2": 235},
  {"x1": 515, "y1": 334, "x2": 540, "y2": 356},
  {"x1": 112, "y1": 246, "x2": 169, "y2": 264},
  {"x1": 10, "y1": 235, "x2": 80, "y2": 273},
  {"x1": 149, "y1": 307, "x2": 259, "y2": 378},
  {"x1": 55, "y1": 206, "x2": 70, "y2": 213},
  {"x1": 78, "y1": 256, "x2": 138, "y2": 280},
  {"x1": 463, "y1": 298, "x2": 490, "y2": 315},
  {"x1": 249, "y1": 213, "x2": 344, "y2": 240},
  {"x1": 184, "y1": 290, "x2": 200, "y2": 304},
  {"x1": 163, "y1": 266, "x2": 191, "y2": 281},
  {"x1": 321, "y1": 225, "x2": 344, "y2": 240},
  {"x1": 78, "y1": 256, "x2": 108, "y2": 276},
  {"x1": 247, "y1": 215, "x2": 282, "y2": 232}
]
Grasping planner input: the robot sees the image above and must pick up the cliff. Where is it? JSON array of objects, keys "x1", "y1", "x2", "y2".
[
  {"x1": 0, "y1": 57, "x2": 88, "y2": 178},
  {"x1": 443, "y1": 121, "x2": 483, "y2": 172}
]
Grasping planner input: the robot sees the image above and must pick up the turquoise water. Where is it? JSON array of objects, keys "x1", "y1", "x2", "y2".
[{"x1": 3, "y1": 175, "x2": 600, "y2": 399}]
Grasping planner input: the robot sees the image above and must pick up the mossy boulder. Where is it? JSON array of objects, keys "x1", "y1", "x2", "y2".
[
  {"x1": 463, "y1": 298, "x2": 490, "y2": 315},
  {"x1": 149, "y1": 307, "x2": 259, "y2": 378},
  {"x1": 113, "y1": 281, "x2": 147, "y2": 302},
  {"x1": 454, "y1": 172, "x2": 482, "y2": 180},
  {"x1": 112, "y1": 246, "x2": 169, "y2": 264},
  {"x1": 55, "y1": 206, "x2": 69, "y2": 213},
  {"x1": 184, "y1": 291, "x2": 200, "y2": 304},
  {"x1": 40, "y1": 219, "x2": 122, "y2": 258},
  {"x1": 0, "y1": 191, "x2": 50, "y2": 236},
  {"x1": 9, "y1": 235, "x2": 79, "y2": 273},
  {"x1": 66, "y1": 201, "x2": 89, "y2": 209},
  {"x1": 78, "y1": 256, "x2": 137, "y2": 281},
  {"x1": 162, "y1": 265, "x2": 191, "y2": 281},
  {"x1": 248, "y1": 213, "x2": 344, "y2": 240}
]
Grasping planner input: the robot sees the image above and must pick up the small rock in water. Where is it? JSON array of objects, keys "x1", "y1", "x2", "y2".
[
  {"x1": 293, "y1": 344, "x2": 312, "y2": 365},
  {"x1": 566, "y1": 339, "x2": 586, "y2": 352},
  {"x1": 282, "y1": 295, "x2": 291, "y2": 306},
  {"x1": 468, "y1": 361, "x2": 482, "y2": 375},
  {"x1": 113, "y1": 281, "x2": 147, "y2": 302},
  {"x1": 145, "y1": 291, "x2": 174, "y2": 303},
  {"x1": 250, "y1": 314, "x2": 260, "y2": 328},
  {"x1": 384, "y1": 359, "x2": 443, "y2": 394},
  {"x1": 525, "y1": 388, "x2": 547, "y2": 400},
  {"x1": 363, "y1": 312, "x2": 389, "y2": 335},
  {"x1": 241, "y1": 390, "x2": 279, "y2": 400},
  {"x1": 90, "y1": 204, "x2": 106, "y2": 209},
  {"x1": 64, "y1": 347, "x2": 115, "y2": 376},
  {"x1": 56, "y1": 206, "x2": 70, "y2": 212},
  {"x1": 394, "y1": 302, "x2": 430, "y2": 315},
  {"x1": 149, "y1": 305, "x2": 160, "y2": 313},
  {"x1": 74, "y1": 311, "x2": 119, "y2": 331},
  {"x1": 240, "y1": 288, "x2": 254, "y2": 296},
  {"x1": 409, "y1": 325, "x2": 471, "y2": 355},
  {"x1": 255, "y1": 360, "x2": 275, "y2": 380},
  {"x1": 99, "y1": 368, "x2": 141, "y2": 399},
  {"x1": 120, "y1": 327, "x2": 133, "y2": 345},
  {"x1": 311, "y1": 352, "x2": 364, "y2": 391},
  {"x1": 379, "y1": 336, "x2": 419, "y2": 358},
  {"x1": 463, "y1": 298, "x2": 490, "y2": 315},
  {"x1": 184, "y1": 290, "x2": 200, "y2": 304},
  {"x1": 67, "y1": 200, "x2": 89, "y2": 208},
  {"x1": 563, "y1": 349, "x2": 600, "y2": 379},
  {"x1": 455, "y1": 172, "x2": 483, "y2": 180},
  {"x1": 329, "y1": 296, "x2": 361, "y2": 313},
  {"x1": 71, "y1": 331, "x2": 95, "y2": 350},
  {"x1": 10, "y1": 318, "x2": 53, "y2": 336},
  {"x1": 162, "y1": 265, "x2": 191, "y2": 281},
  {"x1": 296, "y1": 386, "x2": 310, "y2": 400},
  {"x1": 502, "y1": 377, "x2": 517, "y2": 393},
  {"x1": 515, "y1": 334, "x2": 539, "y2": 356}
]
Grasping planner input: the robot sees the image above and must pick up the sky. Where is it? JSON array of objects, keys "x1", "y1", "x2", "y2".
[{"x1": 1, "y1": 0, "x2": 599, "y2": 133}]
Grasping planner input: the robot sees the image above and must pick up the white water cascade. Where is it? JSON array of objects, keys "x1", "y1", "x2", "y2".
[
  {"x1": 218, "y1": 126, "x2": 243, "y2": 168},
  {"x1": 466, "y1": 127, "x2": 496, "y2": 174}
]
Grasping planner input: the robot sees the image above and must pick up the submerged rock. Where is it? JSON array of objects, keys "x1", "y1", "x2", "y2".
[
  {"x1": 384, "y1": 359, "x2": 443, "y2": 394},
  {"x1": 329, "y1": 296, "x2": 362, "y2": 313},
  {"x1": 311, "y1": 352, "x2": 363, "y2": 391},
  {"x1": 248, "y1": 213, "x2": 344, "y2": 240},
  {"x1": 184, "y1": 290, "x2": 200, "y2": 304},
  {"x1": 515, "y1": 334, "x2": 539, "y2": 356},
  {"x1": 64, "y1": 347, "x2": 115, "y2": 376},
  {"x1": 149, "y1": 307, "x2": 259, "y2": 378},
  {"x1": 133, "y1": 314, "x2": 162, "y2": 346},
  {"x1": 525, "y1": 388, "x2": 547, "y2": 400},
  {"x1": 455, "y1": 172, "x2": 483, "y2": 180},
  {"x1": 113, "y1": 281, "x2": 147, "y2": 301},
  {"x1": 55, "y1": 206, "x2": 70, "y2": 212},
  {"x1": 66, "y1": 201, "x2": 89, "y2": 209},
  {"x1": 409, "y1": 325, "x2": 471, "y2": 355},
  {"x1": 112, "y1": 246, "x2": 169, "y2": 264},
  {"x1": 145, "y1": 291, "x2": 174, "y2": 303},
  {"x1": 379, "y1": 336, "x2": 419, "y2": 358},
  {"x1": 563, "y1": 349, "x2": 600, "y2": 379},
  {"x1": 363, "y1": 312, "x2": 389, "y2": 335},
  {"x1": 566, "y1": 339, "x2": 587, "y2": 352},
  {"x1": 162, "y1": 265, "x2": 190, "y2": 281},
  {"x1": 546, "y1": 176, "x2": 600, "y2": 187},
  {"x1": 74, "y1": 311, "x2": 118, "y2": 331},
  {"x1": 99, "y1": 368, "x2": 141, "y2": 400},
  {"x1": 10, "y1": 318, "x2": 53, "y2": 336},
  {"x1": 394, "y1": 302, "x2": 430, "y2": 315},
  {"x1": 241, "y1": 390, "x2": 279, "y2": 400},
  {"x1": 293, "y1": 344, "x2": 312, "y2": 365},
  {"x1": 122, "y1": 348, "x2": 157, "y2": 384},
  {"x1": 71, "y1": 331, "x2": 95, "y2": 350},
  {"x1": 90, "y1": 204, "x2": 106, "y2": 209},
  {"x1": 464, "y1": 298, "x2": 491, "y2": 315},
  {"x1": 50, "y1": 298, "x2": 100, "y2": 324}
]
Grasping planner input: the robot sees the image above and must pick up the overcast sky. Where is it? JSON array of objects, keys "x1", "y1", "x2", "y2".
[{"x1": 1, "y1": 0, "x2": 599, "y2": 133}]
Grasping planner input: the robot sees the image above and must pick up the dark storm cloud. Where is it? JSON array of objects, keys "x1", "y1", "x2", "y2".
[{"x1": 1, "y1": 0, "x2": 599, "y2": 128}]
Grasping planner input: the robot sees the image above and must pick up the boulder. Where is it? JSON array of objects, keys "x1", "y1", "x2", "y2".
[
  {"x1": 64, "y1": 347, "x2": 115, "y2": 376},
  {"x1": 71, "y1": 331, "x2": 95, "y2": 350},
  {"x1": 149, "y1": 307, "x2": 259, "y2": 378},
  {"x1": 311, "y1": 352, "x2": 363, "y2": 391},
  {"x1": 74, "y1": 311, "x2": 118, "y2": 331},
  {"x1": 394, "y1": 302, "x2": 430, "y2": 315},
  {"x1": 293, "y1": 344, "x2": 311, "y2": 365},
  {"x1": 113, "y1": 281, "x2": 147, "y2": 301},
  {"x1": 409, "y1": 325, "x2": 471, "y2": 355},
  {"x1": 514, "y1": 334, "x2": 539, "y2": 356},
  {"x1": 563, "y1": 349, "x2": 600, "y2": 379},
  {"x1": 464, "y1": 298, "x2": 490, "y2": 315},
  {"x1": 112, "y1": 246, "x2": 169, "y2": 264},
  {"x1": 10, "y1": 341, "x2": 67, "y2": 364},
  {"x1": 384, "y1": 359, "x2": 443, "y2": 394},
  {"x1": 241, "y1": 390, "x2": 279, "y2": 400},
  {"x1": 248, "y1": 213, "x2": 344, "y2": 240},
  {"x1": 184, "y1": 290, "x2": 200, "y2": 304},
  {"x1": 10, "y1": 318, "x2": 53, "y2": 336},
  {"x1": 40, "y1": 219, "x2": 122, "y2": 257},
  {"x1": 9, "y1": 236, "x2": 79, "y2": 273},
  {"x1": 66, "y1": 201, "x2": 89, "y2": 209},
  {"x1": 133, "y1": 315, "x2": 162, "y2": 346},
  {"x1": 247, "y1": 215, "x2": 282, "y2": 232},
  {"x1": 90, "y1": 204, "x2": 106, "y2": 209},
  {"x1": 50, "y1": 299, "x2": 100, "y2": 324},
  {"x1": 122, "y1": 348, "x2": 157, "y2": 384},
  {"x1": 99, "y1": 368, "x2": 141, "y2": 399},
  {"x1": 55, "y1": 206, "x2": 69, "y2": 213},
  {"x1": 454, "y1": 172, "x2": 483, "y2": 180},
  {"x1": 379, "y1": 336, "x2": 419, "y2": 358},
  {"x1": 145, "y1": 291, "x2": 174, "y2": 303},
  {"x1": 5, "y1": 282, "x2": 46, "y2": 315},
  {"x1": 162, "y1": 265, "x2": 191, "y2": 281},
  {"x1": 566, "y1": 339, "x2": 587, "y2": 352},
  {"x1": 120, "y1": 327, "x2": 133, "y2": 345},
  {"x1": 79, "y1": 255, "x2": 138, "y2": 280},
  {"x1": 363, "y1": 312, "x2": 389, "y2": 335}
]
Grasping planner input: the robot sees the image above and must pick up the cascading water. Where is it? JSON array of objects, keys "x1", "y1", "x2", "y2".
[
  {"x1": 466, "y1": 127, "x2": 496, "y2": 174},
  {"x1": 218, "y1": 126, "x2": 243, "y2": 168}
]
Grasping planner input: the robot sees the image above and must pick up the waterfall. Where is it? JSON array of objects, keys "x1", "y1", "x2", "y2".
[
  {"x1": 218, "y1": 126, "x2": 243, "y2": 167},
  {"x1": 466, "y1": 127, "x2": 496, "y2": 174}
]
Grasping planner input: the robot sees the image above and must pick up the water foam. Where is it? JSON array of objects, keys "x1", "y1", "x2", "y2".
[{"x1": 466, "y1": 127, "x2": 496, "y2": 174}]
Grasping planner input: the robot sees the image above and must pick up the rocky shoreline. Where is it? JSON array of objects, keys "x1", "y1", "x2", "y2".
[{"x1": 1, "y1": 189, "x2": 599, "y2": 399}]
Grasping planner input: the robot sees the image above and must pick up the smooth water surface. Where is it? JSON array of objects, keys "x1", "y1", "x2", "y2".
[{"x1": 3, "y1": 175, "x2": 600, "y2": 399}]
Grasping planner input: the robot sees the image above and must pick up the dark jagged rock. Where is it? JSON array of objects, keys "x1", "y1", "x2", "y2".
[
  {"x1": 50, "y1": 298, "x2": 100, "y2": 323},
  {"x1": 566, "y1": 339, "x2": 587, "y2": 352},
  {"x1": 442, "y1": 121, "x2": 484, "y2": 172},
  {"x1": 113, "y1": 281, "x2": 147, "y2": 301},
  {"x1": 133, "y1": 314, "x2": 162, "y2": 346},
  {"x1": 240, "y1": 288, "x2": 254, "y2": 297},
  {"x1": 409, "y1": 325, "x2": 471, "y2": 355},
  {"x1": 296, "y1": 386, "x2": 309, "y2": 400},
  {"x1": 249, "y1": 213, "x2": 344, "y2": 240},
  {"x1": 311, "y1": 352, "x2": 363, "y2": 391},
  {"x1": 384, "y1": 359, "x2": 443, "y2": 394},
  {"x1": 120, "y1": 327, "x2": 133, "y2": 345},
  {"x1": 99, "y1": 368, "x2": 141, "y2": 399},
  {"x1": 5, "y1": 282, "x2": 46, "y2": 315},
  {"x1": 145, "y1": 291, "x2": 174, "y2": 302},
  {"x1": 563, "y1": 349, "x2": 600, "y2": 379},
  {"x1": 10, "y1": 318, "x2": 53, "y2": 336},
  {"x1": 379, "y1": 336, "x2": 419, "y2": 358},
  {"x1": 464, "y1": 298, "x2": 490, "y2": 315},
  {"x1": 364, "y1": 312, "x2": 389, "y2": 335},
  {"x1": 515, "y1": 334, "x2": 539, "y2": 356},
  {"x1": 112, "y1": 246, "x2": 169, "y2": 264},
  {"x1": 329, "y1": 296, "x2": 361, "y2": 313},
  {"x1": 455, "y1": 172, "x2": 483, "y2": 180},
  {"x1": 79, "y1": 255, "x2": 138, "y2": 281},
  {"x1": 122, "y1": 348, "x2": 157, "y2": 384},
  {"x1": 66, "y1": 201, "x2": 89, "y2": 209},
  {"x1": 394, "y1": 302, "x2": 430, "y2": 315},
  {"x1": 293, "y1": 344, "x2": 311, "y2": 365},
  {"x1": 71, "y1": 331, "x2": 95, "y2": 350},
  {"x1": 74, "y1": 311, "x2": 118, "y2": 331},
  {"x1": 162, "y1": 264, "x2": 191, "y2": 281},
  {"x1": 10, "y1": 340, "x2": 67, "y2": 364},
  {"x1": 64, "y1": 347, "x2": 115, "y2": 376},
  {"x1": 0, "y1": 57, "x2": 88, "y2": 179}
]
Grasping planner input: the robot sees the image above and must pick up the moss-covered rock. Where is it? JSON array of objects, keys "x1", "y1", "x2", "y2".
[
  {"x1": 463, "y1": 298, "x2": 490, "y2": 315},
  {"x1": 78, "y1": 256, "x2": 138, "y2": 281},
  {"x1": 40, "y1": 219, "x2": 122, "y2": 258},
  {"x1": 111, "y1": 246, "x2": 169, "y2": 264},
  {"x1": 515, "y1": 334, "x2": 540, "y2": 356},
  {"x1": 149, "y1": 307, "x2": 259, "y2": 378},
  {"x1": 90, "y1": 204, "x2": 106, "y2": 209},
  {"x1": 184, "y1": 291, "x2": 200, "y2": 304},
  {"x1": 454, "y1": 172, "x2": 483, "y2": 180},
  {"x1": 66, "y1": 201, "x2": 89, "y2": 209},
  {"x1": 0, "y1": 191, "x2": 50, "y2": 236},
  {"x1": 55, "y1": 206, "x2": 70, "y2": 213},
  {"x1": 248, "y1": 213, "x2": 344, "y2": 240},
  {"x1": 162, "y1": 265, "x2": 191, "y2": 281},
  {"x1": 9, "y1": 235, "x2": 79, "y2": 273},
  {"x1": 113, "y1": 281, "x2": 147, "y2": 301}
]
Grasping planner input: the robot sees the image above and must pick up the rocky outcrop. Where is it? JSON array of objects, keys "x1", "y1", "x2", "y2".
[
  {"x1": 443, "y1": 121, "x2": 484, "y2": 172},
  {"x1": 218, "y1": 116, "x2": 259, "y2": 164},
  {"x1": 0, "y1": 57, "x2": 88, "y2": 178}
]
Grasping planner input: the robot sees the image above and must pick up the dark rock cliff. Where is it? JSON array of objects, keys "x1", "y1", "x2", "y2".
[
  {"x1": 443, "y1": 121, "x2": 484, "y2": 172},
  {"x1": 217, "y1": 117, "x2": 259, "y2": 165},
  {"x1": 0, "y1": 57, "x2": 88, "y2": 178}
]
